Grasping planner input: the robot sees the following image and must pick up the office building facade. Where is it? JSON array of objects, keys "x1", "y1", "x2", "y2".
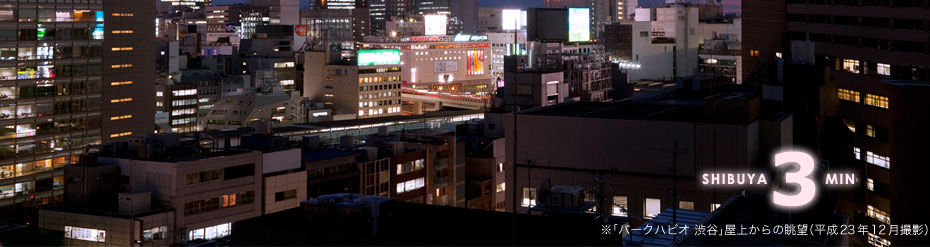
[{"x1": 0, "y1": 0, "x2": 154, "y2": 217}]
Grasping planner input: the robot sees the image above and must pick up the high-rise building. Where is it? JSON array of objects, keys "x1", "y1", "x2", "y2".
[
  {"x1": 0, "y1": 0, "x2": 154, "y2": 219},
  {"x1": 612, "y1": 0, "x2": 637, "y2": 21},
  {"x1": 780, "y1": 1, "x2": 930, "y2": 246}
]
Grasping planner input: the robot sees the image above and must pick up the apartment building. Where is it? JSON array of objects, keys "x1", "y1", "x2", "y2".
[{"x1": 781, "y1": 0, "x2": 930, "y2": 245}]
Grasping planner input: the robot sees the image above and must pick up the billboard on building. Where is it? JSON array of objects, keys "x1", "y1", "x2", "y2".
[
  {"x1": 358, "y1": 49, "x2": 401, "y2": 66},
  {"x1": 526, "y1": 8, "x2": 567, "y2": 41},
  {"x1": 466, "y1": 50, "x2": 485, "y2": 75},
  {"x1": 424, "y1": 14, "x2": 448, "y2": 36},
  {"x1": 434, "y1": 61, "x2": 458, "y2": 72},
  {"x1": 502, "y1": 9, "x2": 520, "y2": 30},
  {"x1": 568, "y1": 8, "x2": 590, "y2": 42}
]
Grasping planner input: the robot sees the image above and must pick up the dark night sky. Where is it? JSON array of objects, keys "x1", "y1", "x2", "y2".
[{"x1": 212, "y1": 0, "x2": 740, "y2": 14}]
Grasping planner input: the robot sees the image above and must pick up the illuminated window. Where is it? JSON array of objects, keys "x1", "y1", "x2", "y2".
[
  {"x1": 866, "y1": 178, "x2": 874, "y2": 191},
  {"x1": 866, "y1": 124, "x2": 876, "y2": 137},
  {"x1": 280, "y1": 80, "x2": 294, "y2": 85},
  {"x1": 64, "y1": 226, "x2": 106, "y2": 242},
  {"x1": 750, "y1": 50, "x2": 760, "y2": 57},
  {"x1": 844, "y1": 119, "x2": 856, "y2": 132},
  {"x1": 521, "y1": 187, "x2": 537, "y2": 207},
  {"x1": 775, "y1": 52, "x2": 783, "y2": 59},
  {"x1": 273, "y1": 62, "x2": 295, "y2": 68},
  {"x1": 612, "y1": 196, "x2": 628, "y2": 216},
  {"x1": 496, "y1": 183, "x2": 505, "y2": 193},
  {"x1": 110, "y1": 132, "x2": 132, "y2": 138},
  {"x1": 111, "y1": 30, "x2": 134, "y2": 34},
  {"x1": 837, "y1": 88, "x2": 860, "y2": 103},
  {"x1": 710, "y1": 203, "x2": 721, "y2": 212},
  {"x1": 110, "y1": 115, "x2": 132, "y2": 120},
  {"x1": 866, "y1": 151, "x2": 890, "y2": 169},
  {"x1": 112, "y1": 13, "x2": 134, "y2": 17},
  {"x1": 679, "y1": 201, "x2": 694, "y2": 210},
  {"x1": 645, "y1": 198, "x2": 661, "y2": 219},
  {"x1": 877, "y1": 63, "x2": 891, "y2": 76},
  {"x1": 498, "y1": 163, "x2": 504, "y2": 172},
  {"x1": 142, "y1": 226, "x2": 167, "y2": 241},
  {"x1": 854, "y1": 147, "x2": 861, "y2": 160},
  {"x1": 172, "y1": 89, "x2": 196, "y2": 96},
  {"x1": 842, "y1": 59, "x2": 860, "y2": 73},
  {"x1": 867, "y1": 205, "x2": 891, "y2": 224},
  {"x1": 111, "y1": 64, "x2": 133, "y2": 68},
  {"x1": 111, "y1": 47, "x2": 133, "y2": 51},
  {"x1": 110, "y1": 81, "x2": 133, "y2": 86},
  {"x1": 868, "y1": 232, "x2": 891, "y2": 247},
  {"x1": 865, "y1": 94, "x2": 889, "y2": 109},
  {"x1": 111, "y1": 98, "x2": 133, "y2": 103}
]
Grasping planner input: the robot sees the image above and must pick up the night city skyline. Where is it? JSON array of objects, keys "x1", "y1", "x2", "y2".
[{"x1": 0, "y1": 0, "x2": 927, "y2": 246}]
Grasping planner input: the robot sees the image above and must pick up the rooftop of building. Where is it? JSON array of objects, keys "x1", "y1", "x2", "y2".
[
  {"x1": 302, "y1": 148, "x2": 358, "y2": 163},
  {"x1": 229, "y1": 193, "x2": 630, "y2": 246},
  {"x1": 93, "y1": 134, "x2": 260, "y2": 163},
  {"x1": 678, "y1": 192, "x2": 847, "y2": 246},
  {"x1": 276, "y1": 108, "x2": 483, "y2": 133},
  {"x1": 517, "y1": 101, "x2": 739, "y2": 124}
]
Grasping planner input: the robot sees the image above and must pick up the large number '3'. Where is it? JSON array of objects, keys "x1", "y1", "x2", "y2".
[{"x1": 772, "y1": 151, "x2": 817, "y2": 207}]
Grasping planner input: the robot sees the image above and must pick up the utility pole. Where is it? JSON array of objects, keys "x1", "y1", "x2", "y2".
[{"x1": 649, "y1": 141, "x2": 687, "y2": 241}]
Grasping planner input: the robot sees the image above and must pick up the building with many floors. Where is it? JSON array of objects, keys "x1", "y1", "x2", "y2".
[{"x1": 0, "y1": 0, "x2": 155, "y2": 219}]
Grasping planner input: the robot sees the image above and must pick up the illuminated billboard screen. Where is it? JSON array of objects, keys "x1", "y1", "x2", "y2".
[
  {"x1": 466, "y1": 50, "x2": 485, "y2": 76},
  {"x1": 424, "y1": 14, "x2": 448, "y2": 36},
  {"x1": 568, "y1": 8, "x2": 590, "y2": 42},
  {"x1": 502, "y1": 9, "x2": 528, "y2": 30},
  {"x1": 358, "y1": 49, "x2": 401, "y2": 66}
]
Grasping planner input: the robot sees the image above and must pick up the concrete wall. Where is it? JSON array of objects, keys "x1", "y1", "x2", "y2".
[
  {"x1": 262, "y1": 149, "x2": 301, "y2": 174},
  {"x1": 263, "y1": 171, "x2": 307, "y2": 214}
]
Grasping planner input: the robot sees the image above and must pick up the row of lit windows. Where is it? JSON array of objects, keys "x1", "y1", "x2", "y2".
[
  {"x1": 360, "y1": 76, "x2": 400, "y2": 83},
  {"x1": 110, "y1": 47, "x2": 133, "y2": 51},
  {"x1": 521, "y1": 188, "x2": 720, "y2": 218},
  {"x1": 360, "y1": 91, "x2": 398, "y2": 100},
  {"x1": 109, "y1": 131, "x2": 131, "y2": 138},
  {"x1": 854, "y1": 147, "x2": 890, "y2": 169},
  {"x1": 841, "y1": 59, "x2": 891, "y2": 76},
  {"x1": 110, "y1": 64, "x2": 132, "y2": 69},
  {"x1": 838, "y1": 88, "x2": 860, "y2": 102},
  {"x1": 844, "y1": 119, "x2": 881, "y2": 138},
  {"x1": 0, "y1": 158, "x2": 72, "y2": 180},
  {"x1": 360, "y1": 83, "x2": 400, "y2": 91},
  {"x1": 865, "y1": 94, "x2": 889, "y2": 109},
  {"x1": 183, "y1": 191, "x2": 255, "y2": 216},
  {"x1": 867, "y1": 205, "x2": 891, "y2": 224},
  {"x1": 358, "y1": 106, "x2": 400, "y2": 116},
  {"x1": 109, "y1": 114, "x2": 131, "y2": 120},
  {"x1": 111, "y1": 30, "x2": 133, "y2": 34},
  {"x1": 110, "y1": 97, "x2": 131, "y2": 103},
  {"x1": 172, "y1": 89, "x2": 197, "y2": 96},
  {"x1": 837, "y1": 88, "x2": 889, "y2": 109},
  {"x1": 360, "y1": 99, "x2": 400, "y2": 108},
  {"x1": 110, "y1": 81, "x2": 132, "y2": 86}
]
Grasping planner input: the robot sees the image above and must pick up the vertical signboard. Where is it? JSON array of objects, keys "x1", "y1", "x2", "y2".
[
  {"x1": 467, "y1": 50, "x2": 485, "y2": 75},
  {"x1": 568, "y1": 8, "x2": 590, "y2": 42}
]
